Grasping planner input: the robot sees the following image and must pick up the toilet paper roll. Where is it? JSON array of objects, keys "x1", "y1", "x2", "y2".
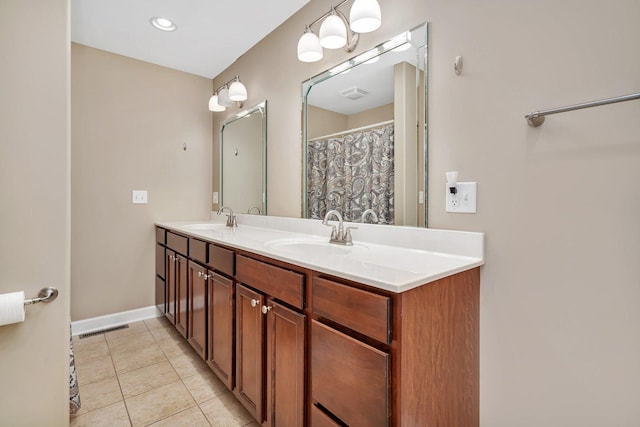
[{"x1": 0, "y1": 291, "x2": 26, "y2": 326}]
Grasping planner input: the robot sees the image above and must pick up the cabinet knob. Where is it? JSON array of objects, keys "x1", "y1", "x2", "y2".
[
  {"x1": 261, "y1": 305, "x2": 272, "y2": 314},
  {"x1": 197, "y1": 271, "x2": 203, "y2": 278},
  {"x1": 204, "y1": 274, "x2": 210, "y2": 280},
  {"x1": 250, "y1": 299, "x2": 259, "y2": 308}
]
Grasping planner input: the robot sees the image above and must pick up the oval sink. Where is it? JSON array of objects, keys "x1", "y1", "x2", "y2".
[{"x1": 265, "y1": 238, "x2": 369, "y2": 257}]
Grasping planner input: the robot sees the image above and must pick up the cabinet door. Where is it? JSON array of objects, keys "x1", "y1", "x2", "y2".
[
  {"x1": 165, "y1": 249, "x2": 177, "y2": 324},
  {"x1": 208, "y1": 273, "x2": 234, "y2": 389},
  {"x1": 235, "y1": 283, "x2": 265, "y2": 423},
  {"x1": 155, "y1": 243, "x2": 166, "y2": 314},
  {"x1": 175, "y1": 254, "x2": 189, "y2": 338},
  {"x1": 188, "y1": 261, "x2": 207, "y2": 360},
  {"x1": 265, "y1": 300, "x2": 306, "y2": 427}
]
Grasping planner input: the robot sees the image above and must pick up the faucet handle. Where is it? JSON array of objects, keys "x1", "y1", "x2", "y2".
[{"x1": 343, "y1": 226, "x2": 358, "y2": 245}]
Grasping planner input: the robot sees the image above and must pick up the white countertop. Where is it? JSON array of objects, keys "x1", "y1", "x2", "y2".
[{"x1": 156, "y1": 214, "x2": 484, "y2": 293}]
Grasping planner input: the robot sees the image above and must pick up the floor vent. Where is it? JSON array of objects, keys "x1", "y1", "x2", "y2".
[{"x1": 79, "y1": 324, "x2": 129, "y2": 339}]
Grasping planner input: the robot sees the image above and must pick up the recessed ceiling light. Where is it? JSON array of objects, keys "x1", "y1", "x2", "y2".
[{"x1": 150, "y1": 17, "x2": 177, "y2": 32}]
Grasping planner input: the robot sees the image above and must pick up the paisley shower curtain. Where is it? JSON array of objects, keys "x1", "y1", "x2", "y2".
[{"x1": 307, "y1": 121, "x2": 394, "y2": 224}]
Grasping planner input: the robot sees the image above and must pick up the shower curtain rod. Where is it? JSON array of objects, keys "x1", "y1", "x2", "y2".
[{"x1": 309, "y1": 119, "x2": 394, "y2": 142}]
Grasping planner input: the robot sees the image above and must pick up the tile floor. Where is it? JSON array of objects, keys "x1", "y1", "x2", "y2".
[{"x1": 70, "y1": 317, "x2": 258, "y2": 427}]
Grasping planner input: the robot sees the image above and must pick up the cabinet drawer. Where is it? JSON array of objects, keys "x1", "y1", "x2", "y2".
[
  {"x1": 189, "y1": 238, "x2": 208, "y2": 264},
  {"x1": 209, "y1": 244, "x2": 235, "y2": 277},
  {"x1": 236, "y1": 255, "x2": 304, "y2": 310},
  {"x1": 311, "y1": 404, "x2": 341, "y2": 427},
  {"x1": 156, "y1": 227, "x2": 166, "y2": 244},
  {"x1": 167, "y1": 231, "x2": 188, "y2": 255},
  {"x1": 313, "y1": 277, "x2": 391, "y2": 344},
  {"x1": 311, "y1": 320, "x2": 390, "y2": 427}
]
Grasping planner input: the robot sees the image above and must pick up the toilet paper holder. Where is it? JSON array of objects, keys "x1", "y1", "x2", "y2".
[{"x1": 24, "y1": 287, "x2": 58, "y2": 305}]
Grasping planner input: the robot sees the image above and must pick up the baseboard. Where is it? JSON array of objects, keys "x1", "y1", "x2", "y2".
[{"x1": 71, "y1": 306, "x2": 162, "y2": 336}]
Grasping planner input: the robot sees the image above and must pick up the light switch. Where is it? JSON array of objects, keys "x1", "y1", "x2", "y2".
[
  {"x1": 212, "y1": 192, "x2": 219, "y2": 204},
  {"x1": 132, "y1": 190, "x2": 148, "y2": 204}
]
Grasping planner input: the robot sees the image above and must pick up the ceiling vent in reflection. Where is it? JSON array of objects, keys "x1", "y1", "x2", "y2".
[{"x1": 339, "y1": 87, "x2": 369, "y2": 100}]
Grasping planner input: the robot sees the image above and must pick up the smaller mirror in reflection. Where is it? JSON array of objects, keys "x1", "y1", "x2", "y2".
[{"x1": 221, "y1": 101, "x2": 267, "y2": 215}]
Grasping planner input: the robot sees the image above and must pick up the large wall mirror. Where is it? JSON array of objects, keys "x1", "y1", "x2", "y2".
[
  {"x1": 302, "y1": 22, "x2": 428, "y2": 227},
  {"x1": 220, "y1": 100, "x2": 267, "y2": 214}
]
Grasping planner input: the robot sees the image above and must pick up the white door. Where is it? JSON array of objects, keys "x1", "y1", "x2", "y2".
[{"x1": 0, "y1": 0, "x2": 71, "y2": 425}]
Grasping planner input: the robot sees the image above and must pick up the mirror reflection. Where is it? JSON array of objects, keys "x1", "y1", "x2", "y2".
[
  {"x1": 302, "y1": 23, "x2": 427, "y2": 226},
  {"x1": 220, "y1": 101, "x2": 267, "y2": 215}
]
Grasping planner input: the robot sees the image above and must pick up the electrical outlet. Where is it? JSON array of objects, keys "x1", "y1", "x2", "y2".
[
  {"x1": 212, "y1": 192, "x2": 219, "y2": 204},
  {"x1": 132, "y1": 190, "x2": 148, "y2": 204},
  {"x1": 446, "y1": 182, "x2": 477, "y2": 213}
]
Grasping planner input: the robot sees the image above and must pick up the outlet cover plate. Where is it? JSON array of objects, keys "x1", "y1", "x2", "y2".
[
  {"x1": 132, "y1": 190, "x2": 148, "y2": 204},
  {"x1": 446, "y1": 182, "x2": 477, "y2": 213}
]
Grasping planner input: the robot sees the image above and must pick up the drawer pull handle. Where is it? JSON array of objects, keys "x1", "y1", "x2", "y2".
[
  {"x1": 250, "y1": 299, "x2": 259, "y2": 308},
  {"x1": 261, "y1": 305, "x2": 272, "y2": 314}
]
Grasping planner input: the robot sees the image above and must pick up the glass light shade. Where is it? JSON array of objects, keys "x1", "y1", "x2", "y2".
[
  {"x1": 208, "y1": 94, "x2": 225, "y2": 112},
  {"x1": 349, "y1": 0, "x2": 381, "y2": 33},
  {"x1": 217, "y1": 87, "x2": 235, "y2": 107},
  {"x1": 319, "y1": 14, "x2": 347, "y2": 49},
  {"x1": 228, "y1": 81, "x2": 247, "y2": 101},
  {"x1": 297, "y1": 31, "x2": 323, "y2": 62}
]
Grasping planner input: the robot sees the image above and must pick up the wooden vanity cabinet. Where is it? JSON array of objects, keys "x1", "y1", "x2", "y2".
[
  {"x1": 154, "y1": 226, "x2": 480, "y2": 426},
  {"x1": 234, "y1": 255, "x2": 306, "y2": 427}
]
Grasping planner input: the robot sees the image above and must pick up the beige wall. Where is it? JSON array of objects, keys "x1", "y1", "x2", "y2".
[
  {"x1": 71, "y1": 44, "x2": 212, "y2": 320},
  {"x1": 307, "y1": 105, "x2": 347, "y2": 140},
  {"x1": 0, "y1": 0, "x2": 71, "y2": 424},
  {"x1": 347, "y1": 103, "x2": 393, "y2": 129},
  {"x1": 211, "y1": 0, "x2": 640, "y2": 424}
]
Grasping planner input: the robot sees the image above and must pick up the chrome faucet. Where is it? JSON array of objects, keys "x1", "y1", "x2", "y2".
[
  {"x1": 247, "y1": 206, "x2": 262, "y2": 215},
  {"x1": 322, "y1": 210, "x2": 357, "y2": 245},
  {"x1": 217, "y1": 206, "x2": 237, "y2": 227},
  {"x1": 360, "y1": 209, "x2": 379, "y2": 224}
]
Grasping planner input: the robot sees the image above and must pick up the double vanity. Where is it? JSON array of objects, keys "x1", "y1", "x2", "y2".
[{"x1": 155, "y1": 213, "x2": 484, "y2": 426}]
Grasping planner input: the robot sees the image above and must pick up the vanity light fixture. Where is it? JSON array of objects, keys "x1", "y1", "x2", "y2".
[
  {"x1": 228, "y1": 77, "x2": 248, "y2": 102},
  {"x1": 297, "y1": 0, "x2": 382, "y2": 63},
  {"x1": 150, "y1": 17, "x2": 177, "y2": 32},
  {"x1": 208, "y1": 75, "x2": 248, "y2": 112}
]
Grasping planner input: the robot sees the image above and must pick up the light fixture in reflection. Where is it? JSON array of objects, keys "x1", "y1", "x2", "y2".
[
  {"x1": 382, "y1": 33, "x2": 409, "y2": 51},
  {"x1": 329, "y1": 62, "x2": 353, "y2": 75}
]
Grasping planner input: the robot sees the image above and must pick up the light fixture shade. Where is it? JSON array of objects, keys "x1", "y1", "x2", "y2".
[
  {"x1": 217, "y1": 87, "x2": 235, "y2": 107},
  {"x1": 319, "y1": 14, "x2": 347, "y2": 49},
  {"x1": 229, "y1": 80, "x2": 247, "y2": 101},
  {"x1": 349, "y1": 0, "x2": 382, "y2": 33},
  {"x1": 297, "y1": 31, "x2": 323, "y2": 62},
  {"x1": 208, "y1": 94, "x2": 225, "y2": 112}
]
